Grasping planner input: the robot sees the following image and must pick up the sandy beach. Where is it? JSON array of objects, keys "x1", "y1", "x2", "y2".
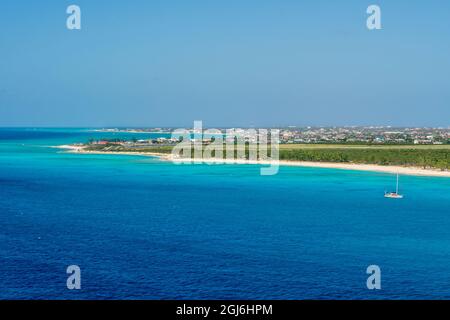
[
  {"x1": 56, "y1": 145, "x2": 450, "y2": 178},
  {"x1": 54, "y1": 145, "x2": 173, "y2": 160}
]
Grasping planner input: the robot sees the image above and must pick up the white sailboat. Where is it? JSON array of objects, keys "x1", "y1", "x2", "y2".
[{"x1": 384, "y1": 173, "x2": 403, "y2": 199}]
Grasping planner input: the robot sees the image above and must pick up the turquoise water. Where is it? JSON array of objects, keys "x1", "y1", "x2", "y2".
[{"x1": 1, "y1": 128, "x2": 450, "y2": 299}]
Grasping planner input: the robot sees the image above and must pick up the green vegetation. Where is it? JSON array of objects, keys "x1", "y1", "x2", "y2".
[
  {"x1": 84, "y1": 144, "x2": 173, "y2": 154},
  {"x1": 279, "y1": 148, "x2": 449, "y2": 170},
  {"x1": 279, "y1": 144, "x2": 450, "y2": 150},
  {"x1": 83, "y1": 142, "x2": 450, "y2": 170}
]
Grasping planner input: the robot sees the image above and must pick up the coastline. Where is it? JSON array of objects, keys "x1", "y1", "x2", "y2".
[
  {"x1": 89, "y1": 129, "x2": 170, "y2": 134},
  {"x1": 54, "y1": 145, "x2": 173, "y2": 160},
  {"x1": 55, "y1": 145, "x2": 450, "y2": 178}
]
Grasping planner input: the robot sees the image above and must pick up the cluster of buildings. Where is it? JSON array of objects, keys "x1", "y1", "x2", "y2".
[
  {"x1": 278, "y1": 126, "x2": 450, "y2": 145},
  {"x1": 90, "y1": 126, "x2": 450, "y2": 146},
  {"x1": 89, "y1": 137, "x2": 179, "y2": 147}
]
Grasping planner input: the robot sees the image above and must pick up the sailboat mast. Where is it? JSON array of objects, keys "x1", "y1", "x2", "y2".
[{"x1": 396, "y1": 173, "x2": 399, "y2": 194}]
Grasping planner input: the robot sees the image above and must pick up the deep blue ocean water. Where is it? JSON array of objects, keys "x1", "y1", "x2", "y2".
[{"x1": 0, "y1": 128, "x2": 449, "y2": 299}]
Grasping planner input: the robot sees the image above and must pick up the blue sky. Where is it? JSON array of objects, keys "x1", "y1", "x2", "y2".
[{"x1": 0, "y1": 0, "x2": 449, "y2": 127}]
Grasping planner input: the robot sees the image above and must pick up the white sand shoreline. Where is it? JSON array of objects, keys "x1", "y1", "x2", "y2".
[
  {"x1": 55, "y1": 145, "x2": 450, "y2": 178},
  {"x1": 54, "y1": 145, "x2": 172, "y2": 159}
]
